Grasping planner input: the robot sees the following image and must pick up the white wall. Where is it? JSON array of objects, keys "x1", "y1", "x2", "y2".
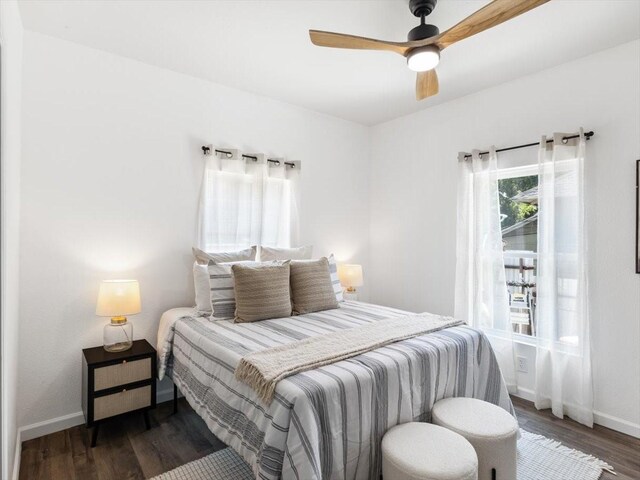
[
  {"x1": 369, "y1": 40, "x2": 640, "y2": 435},
  {"x1": 15, "y1": 27, "x2": 640, "y2": 444},
  {"x1": 0, "y1": 0, "x2": 23, "y2": 477},
  {"x1": 18, "y1": 32, "x2": 371, "y2": 431}
]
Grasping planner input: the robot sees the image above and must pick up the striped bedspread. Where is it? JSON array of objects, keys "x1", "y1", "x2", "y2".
[{"x1": 157, "y1": 301, "x2": 515, "y2": 480}]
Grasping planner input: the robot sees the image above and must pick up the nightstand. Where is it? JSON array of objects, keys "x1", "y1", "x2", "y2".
[{"x1": 82, "y1": 339, "x2": 156, "y2": 447}]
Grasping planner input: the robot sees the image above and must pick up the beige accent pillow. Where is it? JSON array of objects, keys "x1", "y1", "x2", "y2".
[
  {"x1": 290, "y1": 257, "x2": 339, "y2": 315},
  {"x1": 232, "y1": 262, "x2": 292, "y2": 322}
]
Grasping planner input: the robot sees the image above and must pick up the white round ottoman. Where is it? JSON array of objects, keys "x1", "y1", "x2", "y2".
[
  {"x1": 382, "y1": 422, "x2": 478, "y2": 480},
  {"x1": 432, "y1": 398, "x2": 518, "y2": 480}
]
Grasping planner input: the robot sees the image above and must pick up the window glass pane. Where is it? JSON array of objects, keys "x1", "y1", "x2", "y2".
[{"x1": 499, "y1": 174, "x2": 538, "y2": 337}]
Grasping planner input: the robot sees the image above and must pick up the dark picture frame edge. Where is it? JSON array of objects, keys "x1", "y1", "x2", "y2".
[{"x1": 636, "y1": 159, "x2": 640, "y2": 274}]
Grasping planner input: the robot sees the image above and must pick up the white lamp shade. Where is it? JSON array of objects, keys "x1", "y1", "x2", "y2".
[
  {"x1": 96, "y1": 280, "x2": 141, "y2": 317},
  {"x1": 337, "y1": 264, "x2": 363, "y2": 288}
]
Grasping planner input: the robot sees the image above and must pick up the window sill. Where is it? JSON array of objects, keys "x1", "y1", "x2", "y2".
[
  {"x1": 485, "y1": 328, "x2": 536, "y2": 347},
  {"x1": 484, "y1": 329, "x2": 581, "y2": 354},
  {"x1": 511, "y1": 332, "x2": 537, "y2": 347}
]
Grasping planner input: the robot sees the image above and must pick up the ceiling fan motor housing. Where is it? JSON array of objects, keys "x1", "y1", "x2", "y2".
[
  {"x1": 409, "y1": 0, "x2": 437, "y2": 18},
  {"x1": 407, "y1": 23, "x2": 439, "y2": 41}
]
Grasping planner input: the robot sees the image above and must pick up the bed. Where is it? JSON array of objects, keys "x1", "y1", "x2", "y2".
[{"x1": 157, "y1": 301, "x2": 515, "y2": 480}]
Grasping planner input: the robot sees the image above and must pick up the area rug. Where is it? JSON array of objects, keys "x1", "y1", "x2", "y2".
[
  {"x1": 151, "y1": 429, "x2": 614, "y2": 480},
  {"x1": 517, "y1": 430, "x2": 614, "y2": 480}
]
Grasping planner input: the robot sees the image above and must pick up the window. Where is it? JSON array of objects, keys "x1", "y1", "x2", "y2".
[
  {"x1": 455, "y1": 133, "x2": 591, "y2": 423},
  {"x1": 498, "y1": 168, "x2": 539, "y2": 337},
  {"x1": 197, "y1": 154, "x2": 300, "y2": 252},
  {"x1": 497, "y1": 163, "x2": 582, "y2": 344}
]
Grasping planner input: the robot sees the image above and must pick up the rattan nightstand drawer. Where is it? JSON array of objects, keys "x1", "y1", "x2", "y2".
[
  {"x1": 93, "y1": 385, "x2": 152, "y2": 421},
  {"x1": 94, "y1": 357, "x2": 151, "y2": 391}
]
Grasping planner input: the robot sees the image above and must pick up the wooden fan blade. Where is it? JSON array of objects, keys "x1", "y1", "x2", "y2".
[
  {"x1": 416, "y1": 70, "x2": 439, "y2": 100},
  {"x1": 309, "y1": 30, "x2": 413, "y2": 56},
  {"x1": 437, "y1": 0, "x2": 551, "y2": 49}
]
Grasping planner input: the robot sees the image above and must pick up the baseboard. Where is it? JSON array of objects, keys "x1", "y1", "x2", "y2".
[
  {"x1": 12, "y1": 431, "x2": 21, "y2": 480},
  {"x1": 19, "y1": 411, "x2": 85, "y2": 442},
  {"x1": 592, "y1": 410, "x2": 640, "y2": 438},
  {"x1": 515, "y1": 386, "x2": 536, "y2": 402},
  {"x1": 18, "y1": 388, "x2": 177, "y2": 444},
  {"x1": 512, "y1": 388, "x2": 640, "y2": 438}
]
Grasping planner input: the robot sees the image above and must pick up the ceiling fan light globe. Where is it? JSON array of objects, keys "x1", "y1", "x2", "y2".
[{"x1": 407, "y1": 46, "x2": 440, "y2": 72}]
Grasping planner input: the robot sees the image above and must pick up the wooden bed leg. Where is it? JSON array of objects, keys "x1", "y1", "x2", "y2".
[{"x1": 173, "y1": 384, "x2": 178, "y2": 415}]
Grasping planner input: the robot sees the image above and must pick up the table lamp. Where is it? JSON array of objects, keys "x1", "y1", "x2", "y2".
[
  {"x1": 337, "y1": 264, "x2": 363, "y2": 300},
  {"x1": 96, "y1": 279, "x2": 141, "y2": 352}
]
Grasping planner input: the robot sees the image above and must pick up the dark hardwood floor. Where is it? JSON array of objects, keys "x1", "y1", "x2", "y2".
[
  {"x1": 19, "y1": 399, "x2": 226, "y2": 480},
  {"x1": 19, "y1": 396, "x2": 640, "y2": 479},
  {"x1": 512, "y1": 396, "x2": 640, "y2": 480}
]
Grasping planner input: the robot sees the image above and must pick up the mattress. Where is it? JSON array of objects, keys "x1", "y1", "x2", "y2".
[{"x1": 157, "y1": 301, "x2": 514, "y2": 480}]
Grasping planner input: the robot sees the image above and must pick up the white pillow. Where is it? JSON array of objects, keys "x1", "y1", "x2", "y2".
[
  {"x1": 259, "y1": 245, "x2": 313, "y2": 262},
  {"x1": 192, "y1": 246, "x2": 257, "y2": 265},
  {"x1": 193, "y1": 262, "x2": 213, "y2": 314}
]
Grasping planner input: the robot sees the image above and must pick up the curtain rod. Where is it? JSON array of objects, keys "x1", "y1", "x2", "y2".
[
  {"x1": 462, "y1": 131, "x2": 594, "y2": 160},
  {"x1": 201, "y1": 146, "x2": 295, "y2": 168}
]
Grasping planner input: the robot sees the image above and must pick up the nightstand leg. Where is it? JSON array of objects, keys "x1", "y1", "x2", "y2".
[
  {"x1": 173, "y1": 384, "x2": 178, "y2": 415},
  {"x1": 90, "y1": 424, "x2": 99, "y2": 448},
  {"x1": 143, "y1": 410, "x2": 151, "y2": 430}
]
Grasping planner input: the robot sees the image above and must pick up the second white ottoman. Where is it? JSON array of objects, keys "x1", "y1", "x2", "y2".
[
  {"x1": 382, "y1": 422, "x2": 478, "y2": 480},
  {"x1": 432, "y1": 398, "x2": 518, "y2": 480}
]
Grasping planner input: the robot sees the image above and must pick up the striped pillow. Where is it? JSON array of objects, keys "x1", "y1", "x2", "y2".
[
  {"x1": 232, "y1": 262, "x2": 292, "y2": 323},
  {"x1": 193, "y1": 246, "x2": 257, "y2": 315},
  {"x1": 290, "y1": 258, "x2": 339, "y2": 315},
  {"x1": 207, "y1": 260, "x2": 259, "y2": 320},
  {"x1": 328, "y1": 254, "x2": 344, "y2": 302}
]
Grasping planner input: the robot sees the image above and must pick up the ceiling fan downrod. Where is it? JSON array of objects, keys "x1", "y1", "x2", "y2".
[{"x1": 408, "y1": 0, "x2": 439, "y2": 41}]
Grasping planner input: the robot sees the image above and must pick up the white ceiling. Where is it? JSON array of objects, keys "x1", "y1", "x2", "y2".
[{"x1": 18, "y1": 0, "x2": 640, "y2": 126}]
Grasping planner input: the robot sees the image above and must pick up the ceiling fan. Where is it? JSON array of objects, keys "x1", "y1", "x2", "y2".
[{"x1": 309, "y1": 0, "x2": 550, "y2": 101}]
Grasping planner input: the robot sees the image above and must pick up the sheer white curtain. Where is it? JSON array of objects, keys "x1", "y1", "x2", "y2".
[
  {"x1": 455, "y1": 148, "x2": 517, "y2": 393},
  {"x1": 197, "y1": 154, "x2": 299, "y2": 252},
  {"x1": 261, "y1": 162, "x2": 300, "y2": 248},
  {"x1": 535, "y1": 130, "x2": 593, "y2": 427},
  {"x1": 197, "y1": 154, "x2": 263, "y2": 251}
]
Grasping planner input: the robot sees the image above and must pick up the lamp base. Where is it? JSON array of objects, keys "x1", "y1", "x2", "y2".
[
  {"x1": 343, "y1": 288, "x2": 358, "y2": 301},
  {"x1": 104, "y1": 342, "x2": 133, "y2": 353},
  {"x1": 104, "y1": 319, "x2": 133, "y2": 352}
]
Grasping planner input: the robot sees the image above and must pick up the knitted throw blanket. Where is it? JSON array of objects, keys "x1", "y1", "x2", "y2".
[{"x1": 235, "y1": 313, "x2": 464, "y2": 404}]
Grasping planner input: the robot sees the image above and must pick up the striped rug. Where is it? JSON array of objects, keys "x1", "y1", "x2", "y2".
[{"x1": 151, "y1": 429, "x2": 614, "y2": 480}]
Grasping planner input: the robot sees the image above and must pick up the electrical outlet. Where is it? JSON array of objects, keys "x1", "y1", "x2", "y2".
[{"x1": 517, "y1": 356, "x2": 528, "y2": 373}]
